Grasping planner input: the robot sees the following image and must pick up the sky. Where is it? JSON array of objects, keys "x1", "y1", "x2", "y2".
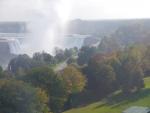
[
  {"x1": 0, "y1": 0, "x2": 149, "y2": 54},
  {"x1": 0, "y1": 0, "x2": 149, "y2": 21},
  {"x1": 69, "y1": 0, "x2": 150, "y2": 20}
]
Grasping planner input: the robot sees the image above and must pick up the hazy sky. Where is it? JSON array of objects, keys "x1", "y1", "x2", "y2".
[
  {"x1": 0, "y1": 0, "x2": 149, "y2": 21},
  {"x1": 69, "y1": 0, "x2": 150, "y2": 20}
]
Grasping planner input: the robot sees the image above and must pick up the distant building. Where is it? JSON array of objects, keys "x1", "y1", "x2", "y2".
[{"x1": 123, "y1": 106, "x2": 150, "y2": 113}]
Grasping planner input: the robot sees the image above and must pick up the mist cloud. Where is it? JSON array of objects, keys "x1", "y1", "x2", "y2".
[{"x1": 0, "y1": 0, "x2": 68, "y2": 55}]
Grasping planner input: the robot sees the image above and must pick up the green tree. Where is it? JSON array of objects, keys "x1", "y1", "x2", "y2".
[
  {"x1": 0, "y1": 79, "x2": 49, "y2": 113},
  {"x1": 87, "y1": 58, "x2": 116, "y2": 96},
  {"x1": 98, "y1": 36, "x2": 121, "y2": 53},
  {"x1": 67, "y1": 57, "x2": 77, "y2": 65},
  {"x1": 22, "y1": 66, "x2": 67, "y2": 113},
  {"x1": 33, "y1": 52, "x2": 54, "y2": 65},
  {"x1": 77, "y1": 46, "x2": 97, "y2": 65},
  {"x1": 54, "y1": 48, "x2": 66, "y2": 63},
  {"x1": 0, "y1": 66, "x2": 4, "y2": 78},
  {"x1": 118, "y1": 46, "x2": 145, "y2": 94},
  {"x1": 8, "y1": 53, "x2": 53, "y2": 76},
  {"x1": 142, "y1": 45, "x2": 150, "y2": 76},
  {"x1": 8, "y1": 54, "x2": 32, "y2": 74}
]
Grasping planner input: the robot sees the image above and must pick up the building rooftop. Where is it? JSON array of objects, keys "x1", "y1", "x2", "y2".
[
  {"x1": 123, "y1": 106, "x2": 150, "y2": 113},
  {"x1": 0, "y1": 22, "x2": 27, "y2": 33}
]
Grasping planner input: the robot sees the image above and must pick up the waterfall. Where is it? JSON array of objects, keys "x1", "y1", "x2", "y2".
[
  {"x1": 8, "y1": 38, "x2": 21, "y2": 54},
  {"x1": 0, "y1": 0, "x2": 71, "y2": 55},
  {"x1": 55, "y1": 34, "x2": 89, "y2": 49}
]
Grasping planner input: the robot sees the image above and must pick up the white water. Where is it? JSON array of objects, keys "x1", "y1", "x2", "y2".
[
  {"x1": 0, "y1": 0, "x2": 71, "y2": 55},
  {"x1": 55, "y1": 34, "x2": 89, "y2": 49},
  {"x1": 8, "y1": 39, "x2": 21, "y2": 54}
]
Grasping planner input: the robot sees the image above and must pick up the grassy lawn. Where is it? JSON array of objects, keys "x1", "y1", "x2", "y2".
[{"x1": 64, "y1": 77, "x2": 150, "y2": 113}]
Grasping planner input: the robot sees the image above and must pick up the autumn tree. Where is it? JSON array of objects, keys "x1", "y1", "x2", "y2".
[
  {"x1": 61, "y1": 65, "x2": 86, "y2": 94},
  {"x1": 60, "y1": 65, "x2": 86, "y2": 108}
]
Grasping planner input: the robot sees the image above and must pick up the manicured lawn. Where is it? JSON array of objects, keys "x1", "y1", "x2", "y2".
[{"x1": 64, "y1": 77, "x2": 150, "y2": 113}]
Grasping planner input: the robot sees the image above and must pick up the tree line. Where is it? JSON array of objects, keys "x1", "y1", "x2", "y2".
[
  {"x1": 0, "y1": 47, "x2": 85, "y2": 113},
  {"x1": 0, "y1": 44, "x2": 149, "y2": 113}
]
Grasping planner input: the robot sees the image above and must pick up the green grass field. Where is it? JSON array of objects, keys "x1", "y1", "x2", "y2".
[{"x1": 64, "y1": 77, "x2": 150, "y2": 113}]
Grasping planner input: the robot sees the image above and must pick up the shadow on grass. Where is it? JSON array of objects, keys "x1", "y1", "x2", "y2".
[
  {"x1": 110, "y1": 88, "x2": 150, "y2": 108},
  {"x1": 94, "y1": 88, "x2": 150, "y2": 109},
  {"x1": 71, "y1": 90, "x2": 105, "y2": 108},
  {"x1": 94, "y1": 103, "x2": 108, "y2": 109}
]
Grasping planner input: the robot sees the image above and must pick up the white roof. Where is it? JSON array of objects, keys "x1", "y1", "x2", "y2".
[{"x1": 123, "y1": 106, "x2": 150, "y2": 113}]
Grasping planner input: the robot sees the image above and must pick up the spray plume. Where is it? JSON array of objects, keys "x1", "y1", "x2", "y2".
[{"x1": 0, "y1": 0, "x2": 71, "y2": 55}]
